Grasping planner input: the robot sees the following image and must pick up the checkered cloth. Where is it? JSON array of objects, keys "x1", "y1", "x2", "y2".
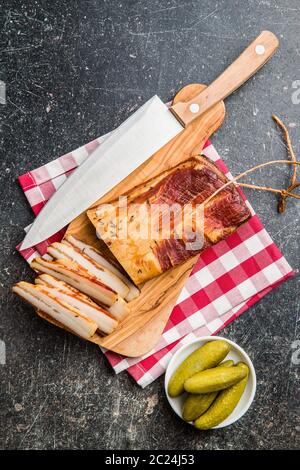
[{"x1": 17, "y1": 131, "x2": 293, "y2": 388}]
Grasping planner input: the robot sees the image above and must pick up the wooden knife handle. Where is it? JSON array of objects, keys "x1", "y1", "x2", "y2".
[{"x1": 170, "y1": 30, "x2": 279, "y2": 127}]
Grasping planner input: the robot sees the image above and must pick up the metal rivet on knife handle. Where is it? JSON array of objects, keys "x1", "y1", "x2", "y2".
[
  {"x1": 189, "y1": 103, "x2": 200, "y2": 114},
  {"x1": 170, "y1": 30, "x2": 279, "y2": 127},
  {"x1": 255, "y1": 44, "x2": 266, "y2": 55}
]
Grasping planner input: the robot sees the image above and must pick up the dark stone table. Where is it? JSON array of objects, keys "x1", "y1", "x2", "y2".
[{"x1": 1, "y1": 0, "x2": 299, "y2": 450}]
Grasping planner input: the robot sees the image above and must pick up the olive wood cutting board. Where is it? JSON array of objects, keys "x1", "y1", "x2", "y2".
[{"x1": 41, "y1": 84, "x2": 224, "y2": 357}]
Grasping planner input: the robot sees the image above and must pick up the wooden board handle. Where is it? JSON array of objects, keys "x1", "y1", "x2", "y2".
[{"x1": 170, "y1": 31, "x2": 279, "y2": 126}]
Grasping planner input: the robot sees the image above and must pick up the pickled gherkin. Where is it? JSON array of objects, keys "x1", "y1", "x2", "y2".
[
  {"x1": 194, "y1": 363, "x2": 249, "y2": 430},
  {"x1": 184, "y1": 362, "x2": 247, "y2": 394},
  {"x1": 168, "y1": 340, "x2": 231, "y2": 397},
  {"x1": 182, "y1": 360, "x2": 234, "y2": 422}
]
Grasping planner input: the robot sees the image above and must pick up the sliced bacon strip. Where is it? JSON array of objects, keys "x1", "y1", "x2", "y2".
[
  {"x1": 64, "y1": 235, "x2": 140, "y2": 301},
  {"x1": 47, "y1": 242, "x2": 129, "y2": 299},
  {"x1": 107, "y1": 295, "x2": 129, "y2": 321},
  {"x1": 37, "y1": 274, "x2": 128, "y2": 321},
  {"x1": 31, "y1": 257, "x2": 118, "y2": 307},
  {"x1": 12, "y1": 281, "x2": 98, "y2": 339},
  {"x1": 35, "y1": 274, "x2": 118, "y2": 334}
]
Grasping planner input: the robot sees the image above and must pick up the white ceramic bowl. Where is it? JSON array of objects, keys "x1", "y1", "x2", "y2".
[{"x1": 164, "y1": 336, "x2": 256, "y2": 429}]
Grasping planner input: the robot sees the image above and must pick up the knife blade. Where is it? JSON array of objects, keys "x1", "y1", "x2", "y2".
[
  {"x1": 21, "y1": 31, "x2": 278, "y2": 250},
  {"x1": 21, "y1": 96, "x2": 182, "y2": 250}
]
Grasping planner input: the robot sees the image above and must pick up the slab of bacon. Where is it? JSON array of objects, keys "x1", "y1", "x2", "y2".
[{"x1": 87, "y1": 156, "x2": 251, "y2": 284}]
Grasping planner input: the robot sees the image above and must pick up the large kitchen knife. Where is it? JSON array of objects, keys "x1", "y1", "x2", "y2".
[{"x1": 21, "y1": 31, "x2": 278, "y2": 250}]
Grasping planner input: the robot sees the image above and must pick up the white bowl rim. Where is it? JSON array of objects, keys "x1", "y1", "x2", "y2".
[{"x1": 164, "y1": 335, "x2": 257, "y2": 429}]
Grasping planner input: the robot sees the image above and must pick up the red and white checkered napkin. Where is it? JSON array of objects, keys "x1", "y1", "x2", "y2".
[{"x1": 17, "y1": 136, "x2": 294, "y2": 388}]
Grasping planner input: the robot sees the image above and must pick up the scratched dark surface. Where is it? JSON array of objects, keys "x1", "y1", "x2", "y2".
[{"x1": 0, "y1": 0, "x2": 299, "y2": 450}]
